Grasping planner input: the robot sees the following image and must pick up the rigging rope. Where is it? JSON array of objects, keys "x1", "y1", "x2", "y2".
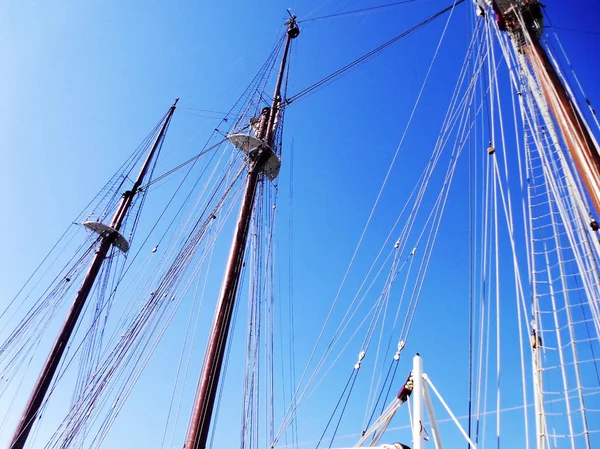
[
  {"x1": 47, "y1": 162, "x2": 246, "y2": 447},
  {"x1": 35, "y1": 27, "x2": 296, "y2": 447},
  {"x1": 299, "y1": 0, "x2": 427, "y2": 23},
  {"x1": 140, "y1": 138, "x2": 228, "y2": 190},
  {"x1": 286, "y1": 0, "x2": 466, "y2": 105},
  {"x1": 273, "y1": 9, "x2": 485, "y2": 445}
]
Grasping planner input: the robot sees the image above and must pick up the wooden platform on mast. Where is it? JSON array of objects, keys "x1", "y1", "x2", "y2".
[
  {"x1": 82, "y1": 221, "x2": 130, "y2": 253},
  {"x1": 227, "y1": 133, "x2": 281, "y2": 181}
]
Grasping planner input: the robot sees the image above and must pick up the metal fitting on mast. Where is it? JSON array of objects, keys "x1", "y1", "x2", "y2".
[
  {"x1": 488, "y1": 0, "x2": 544, "y2": 41},
  {"x1": 286, "y1": 11, "x2": 300, "y2": 39}
]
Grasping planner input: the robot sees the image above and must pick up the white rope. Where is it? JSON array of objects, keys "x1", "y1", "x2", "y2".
[
  {"x1": 506, "y1": 10, "x2": 600, "y2": 448},
  {"x1": 424, "y1": 375, "x2": 478, "y2": 449},
  {"x1": 272, "y1": 11, "x2": 468, "y2": 443},
  {"x1": 545, "y1": 33, "x2": 600, "y2": 137}
]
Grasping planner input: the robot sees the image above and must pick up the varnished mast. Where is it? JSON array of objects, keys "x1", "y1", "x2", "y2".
[
  {"x1": 489, "y1": 2, "x2": 599, "y2": 447},
  {"x1": 9, "y1": 99, "x2": 178, "y2": 449},
  {"x1": 491, "y1": 0, "x2": 600, "y2": 216},
  {"x1": 184, "y1": 17, "x2": 300, "y2": 449}
]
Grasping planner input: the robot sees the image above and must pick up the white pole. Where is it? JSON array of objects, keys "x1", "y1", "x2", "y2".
[
  {"x1": 413, "y1": 354, "x2": 424, "y2": 449},
  {"x1": 423, "y1": 381, "x2": 444, "y2": 449}
]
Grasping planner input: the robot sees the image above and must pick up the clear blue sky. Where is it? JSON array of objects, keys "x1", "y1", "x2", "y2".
[{"x1": 1, "y1": 1, "x2": 600, "y2": 448}]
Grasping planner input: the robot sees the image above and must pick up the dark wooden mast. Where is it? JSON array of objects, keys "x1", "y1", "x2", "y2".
[
  {"x1": 9, "y1": 99, "x2": 178, "y2": 449},
  {"x1": 492, "y1": 0, "x2": 600, "y2": 215},
  {"x1": 184, "y1": 17, "x2": 299, "y2": 449}
]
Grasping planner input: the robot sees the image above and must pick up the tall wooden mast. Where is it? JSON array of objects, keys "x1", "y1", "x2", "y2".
[
  {"x1": 9, "y1": 99, "x2": 178, "y2": 449},
  {"x1": 490, "y1": 2, "x2": 600, "y2": 447},
  {"x1": 184, "y1": 17, "x2": 299, "y2": 449},
  {"x1": 490, "y1": 0, "x2": 600, "y2": 215}
]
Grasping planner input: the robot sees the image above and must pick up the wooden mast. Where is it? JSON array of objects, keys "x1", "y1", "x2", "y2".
[
  {"x1": 490, "y1": 1, "x2": 599, "y2": 446},
  {"x1": 9, "y1": 99, "x2": 178, "y2": 449},
  {"x1": 184, "y1": 17, "x2": 299, "y2": 449},
  {"x1": 491, "y1": 0, "x2": 600, "y2": 216}
]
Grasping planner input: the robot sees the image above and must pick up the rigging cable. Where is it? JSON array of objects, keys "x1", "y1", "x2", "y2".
[
  {"x1": 272, "y1": 8, "x2": 483, "y2": 443},
  {"x1": 360, "y1": 14, "x2": 492, "y2": 430},
  {"x1": 43, "y1": 148, "x2": 245, "y2": 446},
  {"x1": 286, "y1": 0, "x2": 466, "y2": 104},
  {"x1": 314, "y1": 369, "x2": 357, "y2": 449},
  {"x1": 488, "y1": 16, "x2": 532, "y2": 446},
  {"x1": 139, "y1": 138, "x2": 228, "y2": 190},
  {"x1": 466, "y1": 3, "x2": 476, "y2": 444},
  {"x1": 543, "y1": 12, "x2": 600, "y2": 132},
  {"x1": 45, "y1": 29, "x2": 294, "y2": 446},
  {"x1": 299, "y1": 0, "x2": 429, "y2": 23},
  {"x1": 511, "y1": 9, "x2": 600, "y2": 445},
  {"x1": 0, "y1": 117, "x2": 165, "y2": 324}
]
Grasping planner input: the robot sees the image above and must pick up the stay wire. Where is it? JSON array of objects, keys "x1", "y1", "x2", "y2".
[
  {"x1": 328, "y1": 370, "x2": 359, "y2": 449},
  {"x1": 273, "y1": 5, "x2": 470, "y2": 441},
  {"x1": 467, "y1": 3, "x2": 475, "y2": 444},
  {"x1": 549, "y1": 26, "x2": 600, "y2": 37},
  {"x1": 0, "y1": 119, "x2": 162, "y2": 323},
  {"x1": 299, "y1": 0, "x2": 427, "y2": 23},
  {"x1": 139, "y1": 138, "x2": 229, "y2": 190},
  {"x1": 383, "y1": 361, "x2": 401, "y2": 410},
  {"x1": 45, "y1": 161, "x2": 245, "y2": 447},
  {"x1": 123, "y1": 64, "x2": 271, "y2": 287},
  {"x1": 315, "y1": 369, "x2": 356, "y2": 449},
  {"x1": 364, "y1": 359, "x2": 396, "y2": 430},
  {"x1": 287, "y1": 0, "x2": 466, "y2": 104}
]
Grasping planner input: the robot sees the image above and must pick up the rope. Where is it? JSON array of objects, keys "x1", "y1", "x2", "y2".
[
  {"x1": 280, "y1": 9, "x2": 490, "y2": 440},
  {"x1": 43, "y1": 154, "x2": 245, "y2": 446},
  {"x1": 36, "y1": 24, "x2": 296, "y2": 446},
  {"x1": 273, "y1": 9, "x2": 487, "y2": 444},
  {"x1": 287, "y1": 0, "x2": 466, "y2": 104},
  {"x1": 299, "y1": 0, "x2": 427, "y2": 23},
  {"x1": 549, "y1": 26, "x2": 600, "y2": 37},
  {"x1": 314, "y1": 369, "x2": 355, "y2": 449},
  {"x1": 139, "y1": 138, "x2": 228, "y2": 190}
]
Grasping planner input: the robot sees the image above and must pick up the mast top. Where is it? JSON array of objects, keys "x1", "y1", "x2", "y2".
[
  {"x1": 488, "y1": 0, "x2": 544, "y2": 37},
  {"x1": 286, "y1": 10, "x2": 300, "y2": 39}
]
